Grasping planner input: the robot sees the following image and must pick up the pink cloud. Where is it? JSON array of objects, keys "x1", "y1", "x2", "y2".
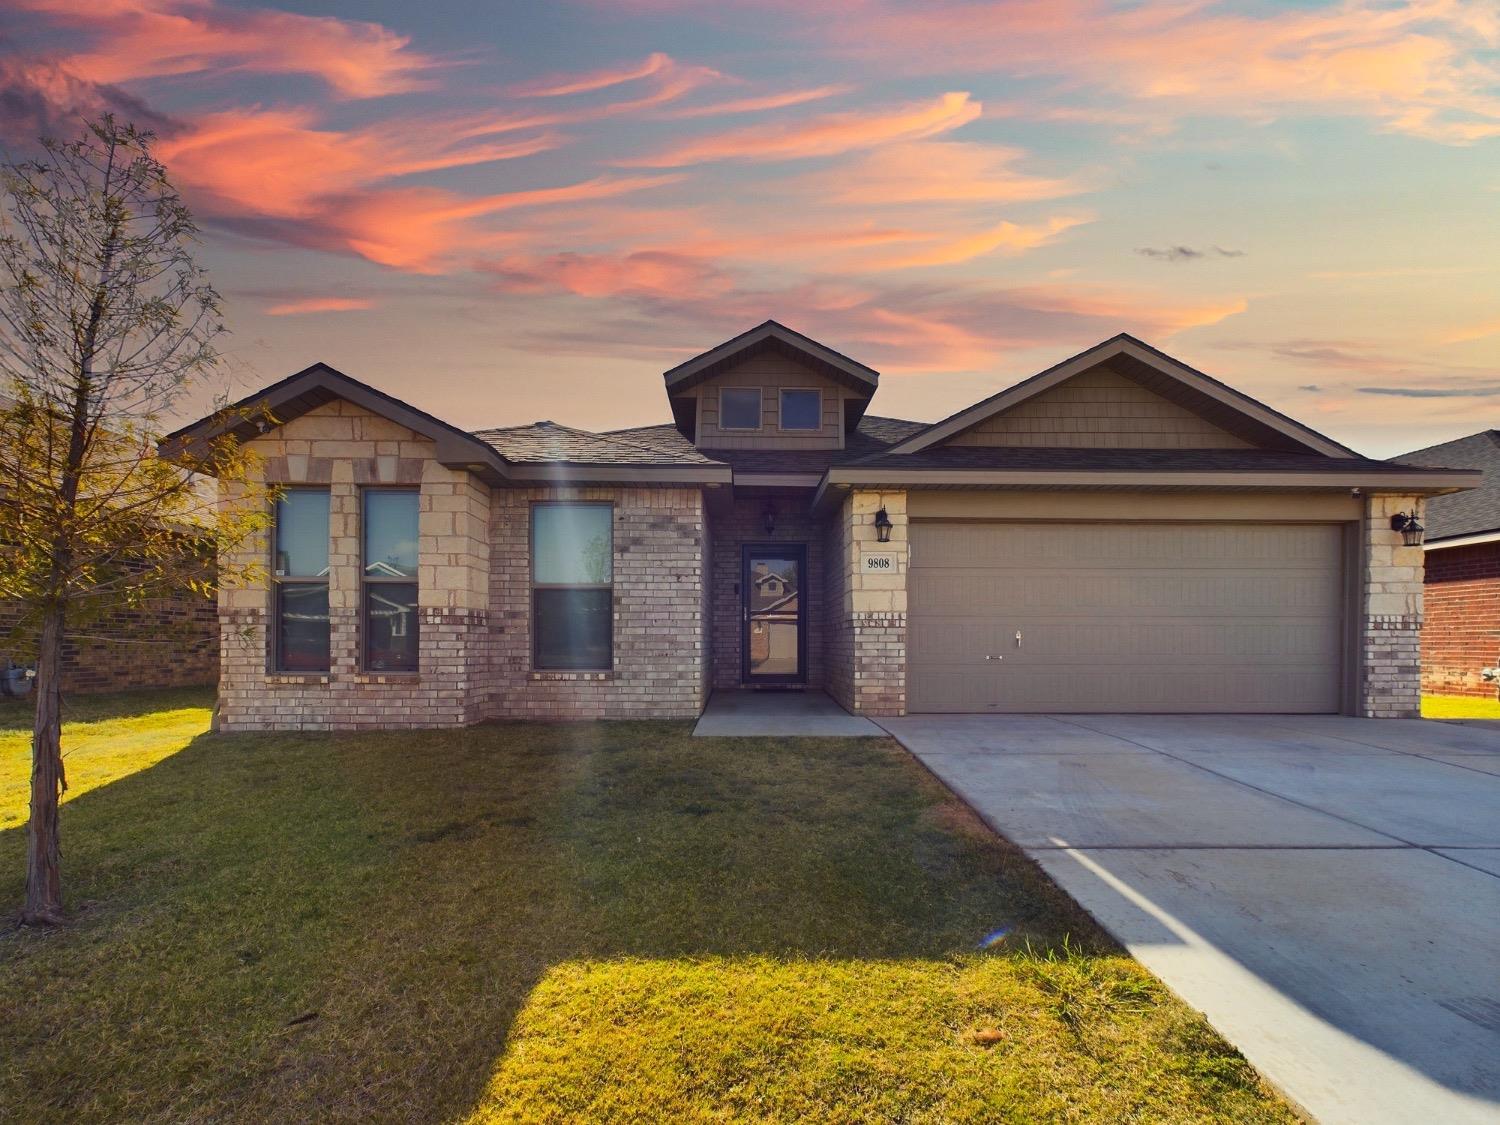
[
  {"x1": 510, "y1": 52, "x2": 675, "y2": 97},
  {"x1": 264, "y1": 297, "x2": 374, "y2": 316},
  {"x1": 482, "y1": 250, "x2": 732, "y2": 300},
  {"x1": 795, "y1": 140, "x2": 1088, "y2": 206},
  {"x1": 12, "y1": 0, "x2": 437, "y2": 99},
  {"x1": 868, "y1": 215, "x2": 1091, "y2": 270},
  {"x1": 663, "y1": 84, "x2": 853, "y2": 118},
  {"x1": 620, "y1": 91, "x2": 982, "y2": 166}
]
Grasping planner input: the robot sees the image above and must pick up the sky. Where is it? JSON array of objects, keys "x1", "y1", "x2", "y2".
[{"x1": 1, "y1": 0, "x2": 1497, "y2": 456}]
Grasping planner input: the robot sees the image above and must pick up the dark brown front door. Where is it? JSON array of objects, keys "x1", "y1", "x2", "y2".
[{"x1": 743, "y1": 545, "x2": 806, "y2": 684}]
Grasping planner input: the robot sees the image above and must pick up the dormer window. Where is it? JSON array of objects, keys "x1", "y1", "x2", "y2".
[
  {"x1": 720, "y1": 387, "x2": 762, "y2": 430},
  {"x1": 780, "y1": 389, "x2": 821, "y2": 431}
]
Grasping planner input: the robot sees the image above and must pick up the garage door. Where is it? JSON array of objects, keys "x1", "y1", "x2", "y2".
[{"x1": 907, "y1": 522, "x2": 1345, "y2": 713}]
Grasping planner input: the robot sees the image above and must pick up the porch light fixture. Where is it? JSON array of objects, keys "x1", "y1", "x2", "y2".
[
  {"x1": 1390, "y1": 511, "x2": 1424, "y2": 547},
  {"x1": 762, "y1": 500, "x2": 776, "y2": 535},
  {"x1": 873, "y1": 506, "x2": 893, "y2": 543}
]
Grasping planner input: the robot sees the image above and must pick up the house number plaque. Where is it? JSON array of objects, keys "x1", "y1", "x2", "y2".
[{"x1": 861, "y1": 551, "x2": 898, "y2": 573}]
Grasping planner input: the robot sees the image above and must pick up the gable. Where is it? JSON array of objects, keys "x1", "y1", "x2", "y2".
[
  {"x1": 694, "y1": 353, "x2": 846, "y2": 450},
  {"x1": 942, "y1": 365, "x2": 1254, "y2": 450}
]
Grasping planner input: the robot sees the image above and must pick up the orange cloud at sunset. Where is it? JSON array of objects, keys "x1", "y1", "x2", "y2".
[
  {"x1": 801, "y1": 140, "x2": 1087, "y2": 206},
  {"x1": 265, "y1": 297, "x2": 374, "y2": 316},
  {"x1": 511, "y1": 52, "x2": 676, "y2": 98},
  {"x1": 868, "y1": 216, "x2": 1091, "y2": 270},
  {"x1": 11, "y1": 0, "x2": 436, "y2": 98},
  {"x1": 622, "y1": 91, "x2": 983, "y2": 165}
]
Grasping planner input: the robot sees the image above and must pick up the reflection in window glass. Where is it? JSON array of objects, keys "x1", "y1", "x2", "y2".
[
  {"x1": 533, "y1": 504, "x2": 612, "y2": 585},
  {"x1": 274, "y1": 490, "x2": 330, "y2": 577},
  {"x1": 534, "y1": 588, "x2": 612, "y2": 670},
  {"x1": 364, "y1": 490, "x2": 419, "y2": 576},
  {"x1": 720, "y1": 388, "x2": 761, "y2": 430},
  {"x1": 533, "y1": 503, "x2": 613, "y2": 670},
  {"x1": 364, "y1": 582, "x2": 418, "y2": 671},
  {"x1": 276, "y1": 582, "x2": 330, "y2": 671}
]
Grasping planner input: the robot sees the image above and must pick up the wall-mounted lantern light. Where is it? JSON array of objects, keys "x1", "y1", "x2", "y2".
[
  {"x1": 1390, "y1": 511, "x2": 1425, "y2": 547},
  {"x1": 762, "y1": 500, "x2": 776, "y2": 536},
  {"x1": 873, "y1": 506, "x2": 893, "y2": 543}
]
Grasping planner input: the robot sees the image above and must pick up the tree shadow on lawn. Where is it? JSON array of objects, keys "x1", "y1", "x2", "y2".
[{"x1": 0, "y1": 721, "x2": 1287, "y2": 1124}]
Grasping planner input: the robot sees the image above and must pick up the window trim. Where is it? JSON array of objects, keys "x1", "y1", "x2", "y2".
[
  {"x1": 778, "y1": 387, "x2": 823, "y2": 432},
  {"x1": 530, "y1": 500, "x2": 614, "y2": 672},
  {"x1": 269, "y1": 486, "x2": 331, "y2": 674},
  {"x1": 360, "y1": 487, "x2": 420, "y2": 673},
  {"x1": 718, "y1": 386, "x2": 763, "y2": 432}
]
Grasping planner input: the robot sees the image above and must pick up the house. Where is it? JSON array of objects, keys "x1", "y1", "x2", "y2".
[
  {"x1": 162, "y1": 322, "x2": 1480, "y2": 731},
  {"x1": 1396, "y1": 430, "x2": 1500, "y2": 698}
]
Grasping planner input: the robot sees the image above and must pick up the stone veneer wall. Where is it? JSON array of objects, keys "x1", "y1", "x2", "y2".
[
  {"x1": 485, "y1": 486, "x2": 707, "y2": 720},
  {"x1": 217, "y1": 400, "x2": 491, "y2": 731},
  {"x1": 707, "y1": 493, "x2": 824, "y2": 690},
  {"x1": 824, "y1": 490, "x2": 907, "y2": 716},
  {"x1": 1419, "y1": 542, "x2": 1499, "y2": 698},
  {"x1": 1361, "y1": 493, "x2": 1426, "y2": 718}
]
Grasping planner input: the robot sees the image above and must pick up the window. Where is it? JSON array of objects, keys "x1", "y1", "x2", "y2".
[
  {"x1": 363, "y1": 489, "x2": 419, "y2": 672},
  {"x1": 532, "y1": 502, "x2": 612, "y2": 670},
  {"x1": 780, "y1": 388, "x2": 821, "y2": 430},
  {"x1": 272, "y1": 490, "x2": 330, "y2": 672},
  {"x1": 719, "y1": 387, "x2": 761, "y2": 430}
]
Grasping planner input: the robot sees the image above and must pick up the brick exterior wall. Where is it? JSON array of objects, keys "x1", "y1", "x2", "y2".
[
  {"x1": 824, "y1": 490, "x2": 907, "y2": 716},
  {"x1": 1421, "y1": 541, "x2": 1500, "y2": 698},
  {"x1": 707, "y1": 493, "x2": 824, "y2": 690},
  {"x1": 1361, "y1": 494, "x2": 1426, "y2": 719},
  {"x1": 0, "y1": 587, "x2": 217, "y2": 694},
  {"x1": 217, "y1": 401, "x2": 492, "y2": 732},
  {"x1": 486, "y1": 486, "x2": 707, "y2": 720}
]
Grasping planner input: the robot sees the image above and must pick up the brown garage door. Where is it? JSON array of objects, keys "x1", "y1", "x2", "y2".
[{"x1": 907, "y1": 521, "x2": 1345, "y2": 713}]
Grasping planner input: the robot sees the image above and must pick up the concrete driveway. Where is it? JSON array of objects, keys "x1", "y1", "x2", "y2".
[{"x1": 878, "y1": 713, "x2": 1500, "y2": 1125}]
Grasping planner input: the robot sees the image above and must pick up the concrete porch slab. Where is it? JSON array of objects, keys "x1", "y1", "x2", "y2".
[{"x1": 692, "y1": 690, "x2": 883, "y2": 738}]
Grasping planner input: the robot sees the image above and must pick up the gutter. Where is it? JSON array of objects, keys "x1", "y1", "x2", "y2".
[{"x1": 1424, "y1": 529, "x2": 1500, "y2": 551}]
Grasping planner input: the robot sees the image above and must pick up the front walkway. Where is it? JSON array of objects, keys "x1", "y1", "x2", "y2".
[
  {"x1": 693, "y1": 690, "x2": 882, "y2": 737},
  {"x1": 878, "y1": 713, "x2": 1500, "y2": 1125}
]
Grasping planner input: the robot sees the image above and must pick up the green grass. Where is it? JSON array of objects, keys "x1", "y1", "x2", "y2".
[
  {"x1": 0, "y1": 687, "x2": 214, "y2": 830},
  {"x1": 0, "y1": 691, "x2": 1296, "y2": 1124},
  {"x1": 1423, "y1": 693, "x2": 1500, "y2": 720}
]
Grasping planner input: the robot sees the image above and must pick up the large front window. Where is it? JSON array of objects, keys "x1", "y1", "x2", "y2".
[
  {"x1": 272, "y1": 489, "x2": 330, "y2": 672},
  {"x1": 363, "y1": 489, "x2": 419, "y2": 672},
  {"x1": 532, "y1": 502, "x2": 612, "y2": 670}
]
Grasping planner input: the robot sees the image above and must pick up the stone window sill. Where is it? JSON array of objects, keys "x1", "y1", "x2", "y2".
[
  {"x1": 265, "y1": 673, "x2": 331, "y2": 685},
  {"x1": 529, "y1": 670, "x2": 614, "y2": 682},
  {"x1": 353, "y1": 673, "x2": 420, "y2": 684}
]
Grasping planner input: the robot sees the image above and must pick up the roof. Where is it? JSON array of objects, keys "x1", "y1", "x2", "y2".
[
  {"x1": 1395, "y1": 430, "x2": 1500, "y2": 541},
  {"x1": 602, "y1": 416, "x2": 927, "y2": 474},
  {"x1": 846, "y1": 448, "x2": 1412, "y2": 473},
  {"x1": 884, "y1": 333, "x2": 1359, "y2": 459},
  {"x1": 473, "y1": 421, "x2": 718, "y2": 466},
  {"x1": 662, "y1": 319, "x2": 880, "y2": 395}
]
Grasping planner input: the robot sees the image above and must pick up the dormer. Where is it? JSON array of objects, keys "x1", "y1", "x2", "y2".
[{"x1": 663, "y1": 321, "x2": 879, "y2": 451}]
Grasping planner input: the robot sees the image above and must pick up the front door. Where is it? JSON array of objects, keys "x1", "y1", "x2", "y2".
[{"x1": 743, "y1": 545, "x2": 806, "y2": 684}]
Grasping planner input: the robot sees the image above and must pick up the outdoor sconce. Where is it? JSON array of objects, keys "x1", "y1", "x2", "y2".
[
  {"x1": 1390, "y1": 511, "x2": 1425, "y2": 547},
  {"x1": 873, "y1": 506, "x2": 893, "y2": 543},
  {"x1": 762, "y1": 500, "x2": 776, "y2": 535}
]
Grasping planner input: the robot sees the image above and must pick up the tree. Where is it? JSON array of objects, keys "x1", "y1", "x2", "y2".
[{"x1": 0, "y1": 116, "x2": 267, "y2": 924}]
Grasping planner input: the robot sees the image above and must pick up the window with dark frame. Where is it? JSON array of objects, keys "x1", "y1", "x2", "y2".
[
  {"x1": 719, "y1": 387, "x2": 762, "y2": 430},
  {"x1": 532, "y1": 502, "x2": 613, "y2": 670},
  {"x1": 780, "y1": 388, "x2": 821, "y2": 430},
  {"x1": 272, "y1": 489, "x2": 330, "y2": 672},
  {"x1": 362, "y1": 489, "x2": 419, "y2": 672}
]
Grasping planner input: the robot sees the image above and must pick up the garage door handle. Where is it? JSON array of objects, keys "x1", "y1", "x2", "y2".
[{"x1": 985, "y1": 654, "x2": 1003, "y2": 661}]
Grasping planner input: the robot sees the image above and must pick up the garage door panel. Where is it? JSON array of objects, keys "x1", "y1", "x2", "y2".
[{"x1": 908, "y1": 521, "x2": 1345, "y2": 713}]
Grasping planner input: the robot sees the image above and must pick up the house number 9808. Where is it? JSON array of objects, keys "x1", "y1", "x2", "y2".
[{"x1": 863, "y1": 554, "x2": 895, "y2": 571}]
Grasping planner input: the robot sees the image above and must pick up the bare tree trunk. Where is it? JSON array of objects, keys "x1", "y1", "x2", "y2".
[{"x1": 23, "y1": 604, "x2": 67, "y2": 926}]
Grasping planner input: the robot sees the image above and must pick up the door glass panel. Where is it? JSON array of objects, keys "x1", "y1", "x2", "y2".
[{"x1": 747, "y1": 554, "x2": 800, "y2": 679}]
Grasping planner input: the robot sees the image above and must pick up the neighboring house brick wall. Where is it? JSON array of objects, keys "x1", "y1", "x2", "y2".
[
  {"x1": 486, "y1": 486, "x2": 707, "y2": 720},
  {"x1": 707, "y1": 493, "x2": 824, "y2": 690},
  {"x1": 826, "y1": 490, "x2": 907, "y2": 716},
  {"x1": 217, "y1": 401, "x2": 491, "y2": 732},
  {"x1": 1361, "y1": 494, "x2": 1426, "y2": 719},
  {"x1": 1421, "y1": 542, "x2": 1500, "y2": 698},
  {"x1": 0, "y1": 588, "x2": 218, "y2": 694}
]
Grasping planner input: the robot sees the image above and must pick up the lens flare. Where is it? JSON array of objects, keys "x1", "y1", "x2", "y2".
[{"x1": 979, "y1": 926, "x2": 1012, "y2": 949}]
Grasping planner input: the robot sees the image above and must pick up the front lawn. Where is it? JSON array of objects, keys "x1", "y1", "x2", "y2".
[
  {"x1": 1, "y1": 691, "x2": 1295, "y2": 1123},
  {"x1": 1423, "y1": 693, "x2": 1500, "y2": 720}
]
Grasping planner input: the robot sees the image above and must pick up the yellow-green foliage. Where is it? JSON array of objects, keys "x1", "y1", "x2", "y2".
[
  {"x1": 0, "y1": 692, "x2": 1296, "y2": 1123},
  {"x1": 1422, "y1": 694, "x2": 1500, "y2": 719}
]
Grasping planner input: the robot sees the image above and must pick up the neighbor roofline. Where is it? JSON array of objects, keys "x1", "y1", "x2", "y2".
[
  {"x1": 1423, "y1": 528, "x2": 1500, "y2": 551},
  {"x1": 883, "y1": 334, "x2": 1360, "y2": 459}
]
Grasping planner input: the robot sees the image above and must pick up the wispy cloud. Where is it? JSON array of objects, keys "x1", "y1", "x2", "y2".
[
  {"x1": 510, "y1": 52, "x2": 676, "y2": 98},
  {"x1": 264, "y1": 297, "x2": 375, "y2": 316},
  {"x1": 870, "y1": 216, "x2": 1091, "y2": 269},
  {"x1": 621, "y1": 91, "x2": 981, "y2": 166},
  {"x1": 1437, "y1": 316, "x2": 1500, "y2": 345},
  {"x1": 1136, "y1": 245, "x2": 1245, "y2": 262}
]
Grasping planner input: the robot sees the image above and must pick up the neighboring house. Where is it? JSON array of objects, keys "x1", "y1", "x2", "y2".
[
  {"x1": 1396, "y1": 430, "x2": 1500, "y2": 698},
  {"x1": 162, "y1": 322, "x2": 1480, "y2": 731}
]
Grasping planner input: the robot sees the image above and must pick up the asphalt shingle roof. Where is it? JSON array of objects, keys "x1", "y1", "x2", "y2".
[
  {"x1": 471, "y1": 421, "x2": 719, "y2": 466},
  {"x1": 844, "y1": 447, "x2": 1416, "y2": 473},
  {"x1": 1395, "y1": 430, "x2": 1500, "y2": 540}
]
